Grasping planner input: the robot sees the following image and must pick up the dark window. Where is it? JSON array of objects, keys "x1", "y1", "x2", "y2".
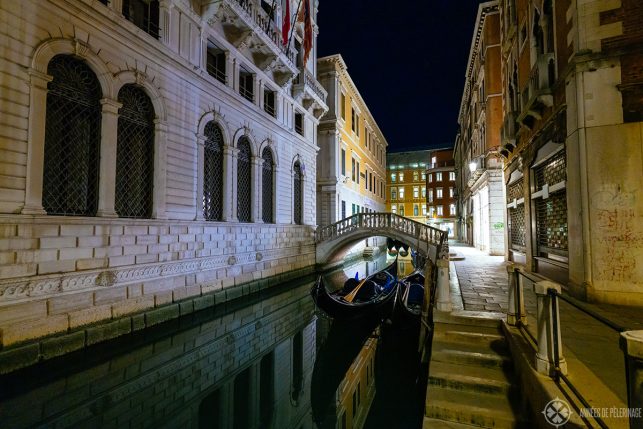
[
  {"x1": 356, "y1": 162, "x2": 360, "y2": 184},
  {"x1": 234, "y1": 368, "x2": 250, "y2": 429},
  {"x1": 291, "y1": 331, "x2": 303, "y2": 402},
  {"x1": 293, "y1": 161, "x2": 303, "y2": 225},
  {"x1": 351, "y1": 158, "x2": 356, "y2": 181},
  {"x1": 116, "y1": 85, "x2": 155, "y2": 219},
  {"x1": 264, "y1": 89, "x2": 276, "y2": 117},
  {"x1": 261, "y1": 147, "x2": 274, "y2": 223},
  {"x1": 340, "y1": 92, "x2": 346, "y2": 119},
  {"x1": 351, "y1": 107, "x2": 356, "y2": 132},
  {"x1": 43, "y1": 55, "x2": 102, "y2": 216},
  {"x1": 259, "y1": 352, "x2": 274, "y2": 427},
  {"x1": 341, "y1": 148, "x2": 346, "y2": 175},
  {"x1": 622, "y1": 85, "x2": 643, "y2": 123},
  {"x1": 341, "y1": 200, "x2": 346, "y2": 219},
  {"x1": 198, "y1": 389, "x2": 221, "y2": 429},
  {"x1": 206, "y1": 43, "x2": 226, "y2": 84},
  {"x1": 239, "y1": 69, "x2": 254, "y2": 102},
  {"x1": 122, "y1": 0, "x2": 159, "y2": 39},
  {"x1": 237, "y1": 137, "x2": 252, "y2": 222},
  {"x1": 294, "y1": 112, "x2": 304, "y2": 135},
  {"x1": 203, "y1": 122, "x2": 224, "y2": 221}
]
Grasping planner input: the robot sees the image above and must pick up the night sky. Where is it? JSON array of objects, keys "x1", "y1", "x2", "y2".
[{"x1": 317, "y1": 1, "x2": 487, "y2": 153}]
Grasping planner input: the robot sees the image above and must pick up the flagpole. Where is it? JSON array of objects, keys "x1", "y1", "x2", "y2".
[{"x1": 286, "y1": 0, "x2": 303, "y2": 54}]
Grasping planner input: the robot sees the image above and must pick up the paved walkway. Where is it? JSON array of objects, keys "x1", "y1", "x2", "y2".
[{"x1": 447, "y1": 242, "x2": 643, "y2": 423}]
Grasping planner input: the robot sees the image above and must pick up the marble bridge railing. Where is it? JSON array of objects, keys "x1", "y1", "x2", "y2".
[{"x1": 315, "y1": 212, "x2": 448, "y2": 260}]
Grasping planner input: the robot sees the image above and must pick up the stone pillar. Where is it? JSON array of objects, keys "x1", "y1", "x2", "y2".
[
  {"x1": 152, "y1": 119, "x2": 168, "y2": 219},
  {"x1": 620, "y1": 330, "x2": 643, "y2": 428},
  {"x1": 223, "y1": 145, "x2": 236, "y2": 222},
  {"x1": 231, "y1": 57, "x2": 240, "y2": 93},
  {"x1": 506, "y1": 263, "x2": 526, "y2": 326},
  {"x1": 22, "y1": 69, "x2": 52, "y2": 215},
  {"x1": 159, "y1": 0, "x2": 172, "y2": 46},
  {"x1": 435, "y1": 258, "x2": 452, "y2": 312},
  {"x1": 534, "y1": 280, "x2": 567, "y2": 376},
  {"x1": 251, "y1": 156, "x2": 263, "y2": 223},
  {"x1": 256, "y1": 79, "x2": 264, "y2": 109},
  {"x1": 274, "y1": 166, "x2": 282, "y2": 223},
  {"x1": 96, "y1": 98, "x2": 122, "y2": 217},
  {"x1": 195, "y1": 135, "x2": 206, "y2": 221},
  {"x1": 225, "y1": 51, "x2": 234, "y2": 90}
]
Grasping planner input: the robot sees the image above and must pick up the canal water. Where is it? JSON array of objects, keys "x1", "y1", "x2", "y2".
[{"x1": 0, "y1": 254, "x2": 425, "y2": 429}]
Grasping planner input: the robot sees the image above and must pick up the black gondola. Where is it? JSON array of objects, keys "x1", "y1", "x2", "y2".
[
  {"x1": 393, "y1": 270, "x2": 425, "y2": 327},
  {"x1": 311, "y1": 257, "x2": 398, "y2": 320}
]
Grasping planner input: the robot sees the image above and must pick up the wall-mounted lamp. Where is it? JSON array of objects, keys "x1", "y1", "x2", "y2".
[{"x1": 468, "y1": 161, "x2": 477, "y2": 173}]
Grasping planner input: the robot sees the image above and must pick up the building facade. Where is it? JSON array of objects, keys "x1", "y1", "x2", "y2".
[
  {"x1": 454, "y1": 1, "x2": 506, "y2": 256},
  {"x1": 316, "y1": 55, "x2": 387, "y2": 255},
  {"x1": 426, "y1": 148, "x2": 457, "y2": 238},
  {"x1": 498, "y1": 0, "x2": 643, "y2": 305},
  {"x1": 386, "y1": 151, "x2": 429, "y2": 224},
  {"x1": 316, "y1": 55, "x2": 388, "y2": 223},
  {"x1": 0, "y1": 0, "x2": 327, "y2": 347}
]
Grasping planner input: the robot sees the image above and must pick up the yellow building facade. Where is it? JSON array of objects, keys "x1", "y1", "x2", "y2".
[
  {"x1": 317, "y1": 55, "x2": 388, "y2": 226},
  {"x1": 386, "y1": 151, "x2": 430, "y2": 224}
]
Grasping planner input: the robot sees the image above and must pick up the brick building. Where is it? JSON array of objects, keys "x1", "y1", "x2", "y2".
[
  {"x1": 498, "y1": 0, "x2": 643, "y2": 305},
  {"x1": 454, "y1": 1, "x2": 506, "y2": 255},
  {"x1": 0, "y1": 0, "x2": 326, "y2": 347},
  {"x1": 426, "y1": 148, "x2": 457, "y2": 238}
]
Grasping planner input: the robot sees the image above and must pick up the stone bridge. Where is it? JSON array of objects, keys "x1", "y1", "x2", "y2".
[{"x1": 315, "y1": 212, "x2": 448, "y2": 267}]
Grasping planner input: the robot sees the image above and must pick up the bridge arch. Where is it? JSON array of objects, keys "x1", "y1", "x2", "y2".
[{"x1": 315, "y1": 213, "x2": 448, "y2": 267}]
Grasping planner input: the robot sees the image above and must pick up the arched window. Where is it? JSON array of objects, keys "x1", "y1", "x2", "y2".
[
  {"x1": 203, "y1": 122, "x2": 224, "y2": 221},
  {"x1": 293, "y1": 161, "x2": 302, "y2": 225},
  {"x1": 116, "y1": 84, "x2": 155, "y2": 218},
  {"x1": 261, "y1": 148, "x2": 274, "y2": 223},
  {"x1": 43, "y1": 55, "x2": 102, "y2": 216},
  {"x1": 237, "y1": 137, "x2": 252, "y2": 222}
]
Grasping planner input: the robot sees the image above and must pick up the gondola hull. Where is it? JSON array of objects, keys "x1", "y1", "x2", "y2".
[
  {"x1": 393, "y1": 270, "x2": 425, "y2": 328},
  {"x1": 311, "y1": 259, "x2": 398, "y2": 320}
]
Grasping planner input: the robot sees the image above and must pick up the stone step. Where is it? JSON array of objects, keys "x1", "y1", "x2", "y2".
[
  {"x1": 433, "y1": 329, "x2": 506, "y2": 347},
  {"x1": 431, "y1": 347, "x2": 512, "y2": 369},
  {"x1": 429, "y1": 361, "x2": 514, "y2": 395},
  {"x1": 426, "y1": 387, "x2": 525, "y2": 428},
  {"x1": 423, "y1": 417, "x2": 483, "y2": 428},
  {"x1": 434, "y1": 310, "x2": 505, "y2": 328}
]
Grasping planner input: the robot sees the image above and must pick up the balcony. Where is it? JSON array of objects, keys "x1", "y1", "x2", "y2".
[
  {"x1": 202, "y1": 0, "x2": 298, "y2": 84},
  {"x1": 518, "y1": 52, "x2": 555, "y2": 128},
  {"x1": 293, "y1": 69, "x2": 328, "y2": 119},
  {"x1": 500, "y1": 111, "x2": 518, "y2": 157}
]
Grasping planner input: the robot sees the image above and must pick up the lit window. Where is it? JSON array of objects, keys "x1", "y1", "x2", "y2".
[
  {"x1": 449, "y1": 187, "x2": 454, "y2": 198},
  {"x1": 413, "y1": 171, "x2": 419, "y2": 181},
  {"x1": 392, "y1": 205, "x2": 397, "y2": 214},
  {"x1": 421, "y1": 187, "x2": 426, "y2": 198},
  {"x1": 422, "y1": 172, "x2": 426, "y2": 180},
  {"x1": 391, "y1": 173, "x2": 396, "y2": 182},
  {"x1": 413, "y1": 204, "x2": 419, "y2": 216},
  {"x1": 431, "y1": 156, "x2": 437, "y2": 166},
  {"x1": 429, "y1": 206, "x2": 435, "y2": 217},
  {"x1": 450, "y1": 204, "x2": 456, "y2": 215},
  {"x1": 436, "y1": 172, "x2": 443, "y2": 181},
  {"x1": 429, "y1": 189, "x2": 433, "y2": 202},
  {"x1": 436, "y1": 188, "x2": 443, "y2": 199},
  {"x1": 399, "y1": 205, "x2": 405, "y2": 216},
  {"x1": 399, "y1": 187, "x2": 405, "y2": 199},
  {"x1": 399, "y1": 172, "x2": 404, "y2": 182},
  {"x1": 391, "y1": 189, "x2": 397, "y2": 200},
  {"x1": 422, "y1": 205, "x2": 427, "y2": 215},
  {"x1": 428, "y1": 174, "x2": 432, "y2": 183},
  {"x1": 437, "y1": 205, "x2": 443, "y2": 216},
  {"x1": 449, "y1": 171, "x2": 456, "y2": 181},
  {"x1": 413, "y1": 187, "x2": 419, "y2": 198}
]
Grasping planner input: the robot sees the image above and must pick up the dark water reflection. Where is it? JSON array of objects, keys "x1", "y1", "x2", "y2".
[{"x1": 0, "y1": 255, "x2": 423, "y2": 429}]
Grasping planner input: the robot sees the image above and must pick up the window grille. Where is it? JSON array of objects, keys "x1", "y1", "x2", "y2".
[
  {"x1": 206, "y1": 44, "x2": 226, "y2": 84},
  {"x1": 237, "y1": 138, "x2": 252, "y2": 222},
  {"x1": 43, "y1": 55, "x2": 102, "y2": 216},
  {"x1": 293, "y1": 161, "x2": 302, "y2": 225},
  {"x1": 261, "y1": 148, "x2": 274, "y2": 223},
  {"x1": 123, "y1": 0, "x2": 159, "y2": 39},
  {"x1": 507, "y1": 178, "x2": 526, "y2": 250},
  {"x1": 534, "y1": 150, "x2": 567, "y2": 255},
  {"x1": 239, "y1": 70, "x2": 254, "y2": 102},
  {"x1": 116, "y1": 84, "x2": 155, "y2": 219},
  {"x1": 203, "y1": 122, "x2": 224, "y2": 221}
]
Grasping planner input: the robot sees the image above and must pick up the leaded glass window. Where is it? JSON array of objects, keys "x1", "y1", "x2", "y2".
[
  {"x1": 293, "y1": 161, "x2": 302, "y2": 225},
  {"x1": 261, "y1": 148, "x2": 274, "y2": 223},
  {"x1": 43, "y1": 55, "x2": 102, "y2": 216},
  {"x1": 116, "y1": 85, "x2": 155, "y2": 219},
  {"x1": 203, "y1": 122, "x2": 224, "y2": 221},
  {"x1": 237, "y1": 137, "x2": 252, "y2": 222}
]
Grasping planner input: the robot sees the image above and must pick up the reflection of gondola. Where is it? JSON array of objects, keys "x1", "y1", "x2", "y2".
[
  {"x1": 311, "y1": 258, "x2": 398, "y2": 320},
  {"x1": 311, "y1": 318, "x2": 379, "y2": 428},
  {"x1": 394, "y1": 270, "x2": 425, "y2": 328}
]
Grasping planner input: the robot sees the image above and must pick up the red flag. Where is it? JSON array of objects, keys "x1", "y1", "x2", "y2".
[
  {"x1": 282, "y1": 0, "x2": 291, "y2": 45},
  {"x1": 301, "y1": 0, "x2": 312, "y2": 65}
]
